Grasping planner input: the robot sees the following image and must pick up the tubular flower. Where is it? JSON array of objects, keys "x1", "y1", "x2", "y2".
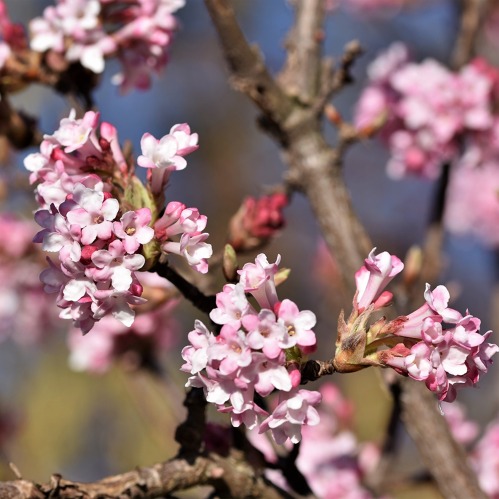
[
  {"x1": 181, "y1": 253, "x2": 320, "y2": 445},
  {"x1": 27, "y1": 110, "x2": 210, "y2": 334},
  {"x1": 334, "y1": 248, "x2": 498, "y2": 403}
]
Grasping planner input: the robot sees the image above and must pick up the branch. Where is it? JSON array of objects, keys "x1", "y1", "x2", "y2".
[
  {"x1": 152, "y1": 262, "x2": 216, "y2": 315},
  {"x1": 401, "y1": 381, "x2": 486, "y2": 499},
  {"x1": 279, "y1": 0, "x2": 326, "y2": 103},
  {"x1": 175, "y1": 388, "x2": 207, "y2": 459},
  {"x1": 204, "y1": 0, "x2": 293, "y2": 142},
  {"x1": 204, "y1": 1, "x2": 486, "y2": 498},
  {"x1": 299, "y1": 358, "x2": 336, "y2": 383},
  {"x1": 0, "y1": 452, "x2": 286, "y2": 499},
  {"x1": 452, "y1": 0, "x2": 486, "y2": 69}
]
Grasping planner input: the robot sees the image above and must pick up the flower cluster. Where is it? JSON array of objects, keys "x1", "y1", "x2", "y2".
[
  {"x1": 355, "y1": 44, "x2": 499, "y2": 179},
  {"x1": 153, "y1": 201, "x2": 211, "y2": 274},
  {"x1": 26, "y1": 110, "x2": 210, "y2": 334},
  {"x1": 248, "y1": 383, "x2": 379, "y2": 498},
  {"x1": 334, "y1": 248, "x2": 498, "y2": 402},
  {"x1": 29, "y1": 0, "x2": 185, "y2": 92},
  {"x1": 181, "y1": 253, "x2": 321, "y2": 445}
]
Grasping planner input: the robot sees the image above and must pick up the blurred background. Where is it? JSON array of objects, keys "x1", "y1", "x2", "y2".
[{"x1": 0, "y1": 0, "x2": 496, "y2": 497}]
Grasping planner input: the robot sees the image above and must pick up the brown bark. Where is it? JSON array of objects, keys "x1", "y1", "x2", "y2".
[
  {"x1": 203, "y1": 0, "x2": 486, "y2": 497},
  {"x1": 0, "y1": 454, "x2": 285, "y2": 498}
]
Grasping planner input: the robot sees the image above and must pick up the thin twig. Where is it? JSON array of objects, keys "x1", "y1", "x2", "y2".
[{"x1": 152, "y1": 262, "x2": 216, "y2": 315}]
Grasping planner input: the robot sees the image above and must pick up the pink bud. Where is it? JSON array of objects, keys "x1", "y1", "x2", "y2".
[
  {"x1": 81, "y1": 245, "x2": 99, "y2": 262},
  {"x1": 289, "y1": 367, "x2": 301, "y2": 388}
]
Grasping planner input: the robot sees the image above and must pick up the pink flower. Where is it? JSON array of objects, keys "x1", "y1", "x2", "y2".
[
  {"x1": 238, "y1": 253, "x2": 281, "y2": 309},
  {"x1": 137, "y1": 124, "x2": 198, "y2": 171},
  {"x1": 441, "y1": 401, "x2": 479, "y2": 446},
  {"x1": 276, "y1": 299, "x2": 317, "y2": 349},
  {"x1": 404, "y1": 342, "x2": 433, "y2": 380},
  {"x1": 260, "y1": 390, "x2": 322, "y2": 445},
  {"x1": 346, "y1": 249, "x2": 499, "y2": 403},
  {"x1": 66, "y1": 184, "x2": 119, "y2": 245},
  {"x1": 154, "y1": 203, "x2": 212, "y2": 272},
  {"x1": 170, "y1": 123, "x2": 199, "y2": 155},
  {"x1": 181, "y1": 320, "x2": 214, "y2": 374},
  {"x1": 155, "y1": 205, "x2": 207, "y2": 238},
  {"x1": 354, "y1": 86, "x2": 389, "y2": 130},
  {"x1": 138, "y1": 132, "x2": 186, "y2": 170},
  {"x1": 423, "y1": 284, "x2": 462, "y2": 323},
  {"x1": 249, "y1": 354, "x2": 293, "y2": 396},
  {"x1": 182, "y1": 253, "x2": 319, "y2": 441},
  {"x1": 355, "y1": 45, "x2": 499, "y2": 179},
  {"x1": 354, "y1": 248, "x2": 403, "y2": 311},
  {"x1": 34, "y1": 207, "x2": 82, "y2": 262},
  {"x1": 243, "y1": 309, "x2": 290, "y2": 359},
  {"x1": 208, "y1": 324, "x2": 253, "y2": 376},
  {"x1": 91, "y1": 286, "x2": 146, "y2": 328},
  {"x1": 46, "y1": 110, "x2": 100, "y2": 153},
  {"x1": 219, "y1": 401, "x2": 268, "y2": 431},
  {"x1": 29, "y1": 0, "x2": 185, "y2": 90},
  {"x1": 209, "y1": 283, "x2": 254, "y2": 330},
  {"x1": 179, "y1": 232, "x2": 212, "y2": 274},
  {"x1": 394, "y1": 284, "x2": 461, "y2": 339},
  {"x1": 90, "y1": 240, "x2": 145, "y2": 291},
  {"x1": 113, "y1": 208, "x2": 154, "y2": 254},
  {"x1": 65, "y1": 36, "x2": 117, "y2": 74},
  {"x1": 471, "y1": 330, "x2": 499, "y2": 373}
]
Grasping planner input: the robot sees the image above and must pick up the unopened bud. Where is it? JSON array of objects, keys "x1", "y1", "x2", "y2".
[
  {"x1": 222, "y1": 244, "x2": 238, "y2": 282},
  {"x1": 99, "y1": 137, "x2": 111, "y2": 151},
  {"x1": 81, "y1": 244, "x2": 99, "y2": 263},
  {"x1": 227, "y1": 192, "x2": 288, "y2": 252},
  {"x1": 333, "y1": 309, "x2": 370, "y2": 373}
]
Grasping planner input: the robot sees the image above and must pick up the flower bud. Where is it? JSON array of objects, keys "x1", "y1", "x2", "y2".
[{"x1": 227, "y1": 192, "x2": 288, "y2": 252}]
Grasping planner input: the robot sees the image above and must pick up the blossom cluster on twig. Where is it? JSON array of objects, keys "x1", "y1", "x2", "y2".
[
  {"x1": 355, "y1": 44, "x2": 499, "y2": 248},
  {"x1": 181, "y1": 253, "x2": 321, "y2": 445},
  {"x1": 355, "y1": 43, "x2": 499, "y2": 179},
  {"x1": 248, "y1": 382, "x2": 378, "y2": 498},
  {"x1": 27, "y1": 110, "x2": 211, "y2": 334},
  {"x1": 334, "y1": 248, "x2": 499, "y2": 403},
  {"x1": 29, "y1": 0, "x2": 185, "y2": 93}
]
